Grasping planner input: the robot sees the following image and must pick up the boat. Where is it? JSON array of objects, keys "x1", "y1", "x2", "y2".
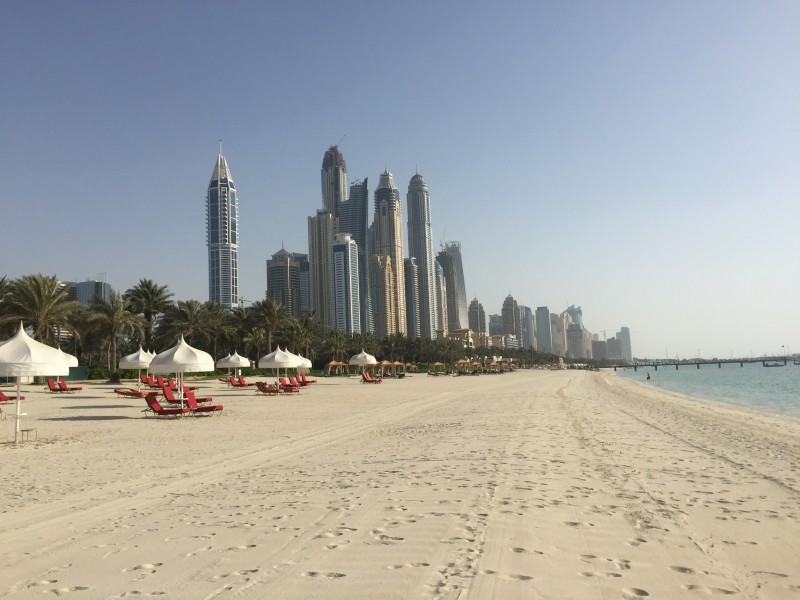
[{"x1": 763, "y1": 362, "x2": 784, "y2": 367}]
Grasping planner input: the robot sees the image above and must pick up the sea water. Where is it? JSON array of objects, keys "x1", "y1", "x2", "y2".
[{"x1": 614, "y1": 361, "x2": 800, "y2": 417}]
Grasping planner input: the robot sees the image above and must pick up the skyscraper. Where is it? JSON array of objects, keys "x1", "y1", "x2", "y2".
[
  {"x1": 308, "y1": 209, "x2": 337, "y2": 329},
  {"x1": 617, "y1": 326, "x2": 633, "y2": 361},
  {"x1": 535, "y1": 307, "x2": 553, "y2": 353},
  {"x1": 404, "y1": 258, "x2": 421, "y2": 339},
  {"x1": 436, "y1": 242, "x2": 468, "y2": 332},
  {"x1": 321, "y1": 145, "x2": 348, "y2": 216},
  {"x1": 520, "y1": 305, "x2": 535, "y2": 350},
  {"x1": 372, "y1": 171, "x2": 406, "y2": 335},
  {"x1": 266, "y1": 249, "x2": 303, "y2": 317},
  {"x1": 340, "y1": 178, "x2": 372, "y2": 333},
  {"x1": 501, "y1": 294, "x2": 521, "y2": 341},
  {"x1": 370, "y1": 255, "x2": 396, "y2": 338},
  {"x1": 206, "y1": 145, "x2": 239, "y2": 310},
  {"x1": 406, "y1": 173, "x2": 438, "y2": 339},
  {"x1": 434, "y1": 262, "x2": 448, "y2": 338},
  {"x1": 468, "y1": 297, "x2": 486, "y2": 336},
  {"x1": 330, "y1": 233, "x2": 361, "y2": 333}
]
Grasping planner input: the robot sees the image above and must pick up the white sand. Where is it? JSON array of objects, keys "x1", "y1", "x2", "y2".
[{"x1": 1, "y1": 370, "x2": 798, "y2": 599}]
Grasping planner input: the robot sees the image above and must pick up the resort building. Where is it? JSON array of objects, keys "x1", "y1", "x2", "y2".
[
  {"x1": 372, "y1": 171, "x2": 406, "y2": 334},
  {"x1": 406, "y1": 173, "x2": 438, "y2": 339},
  {"x1": 206, "y1": 146, "x2": 239, "y2": 310},
  {"x1": 330, "y1": 233, "x2": 361, "y2": 334},
  {"x1": 436, "y1": 242, "x2": 469, "y2": 332}
]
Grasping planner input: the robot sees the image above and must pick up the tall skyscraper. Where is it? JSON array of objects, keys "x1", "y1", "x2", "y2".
[
  {"x1": 404, "y1": 258, "x2": 421, "y2": 339},
  {"x1": 372, "y1": 171, "x2": 406, "y2": 335},
  {"x1": 308, "y1": 209, "x2": 337, "y2": 329},
  {"x1": 434, "y1": 262, "x2": 448, "y2": 338},
  {"x1": 436, "y1": 242, "x2": 468, "y2": 332},
  {"x1": 206, "y1": 145, "x2": 239, "y2": 309},
  {"x1": 468, "y1": 297, "x2": 486, "y2": 336},
  {"x1": 617, "y1": 326, "x2": 633, "y2": 361},
  {"x1": 340, "y1": 178, "x2": 372, "y2": 333},
  {"x1": 266, "y1": 249, "x2": 303, "y2": 316},
  {"x1": 321, "y1": 146, "x2": 348, "y2": 216},
  {"x1": 520, "y1": 305, "x2": 535, "y2": 350},
  {"x1": 370, "y1": 255, "x2": 396, "y2": 338},
  {"x1": 501, "y1": 294, "x2": 521, "y2": 340},
  {"x1": 406, "y1": 173, "x2": 438, "y2": 339},
  {"x1": 535, "y1": 307, "x2": 553, "y2": 353},
  {"x1": 330, "y1": 233, "x2": 361, "y2": 333}
]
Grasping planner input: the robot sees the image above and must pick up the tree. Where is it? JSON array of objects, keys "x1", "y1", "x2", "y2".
[
  {"x1": 124, "y1": 279, "x2": 173, "y2": 350},
  {"x1": 88, "y1": 290, "x2": 144, "y2": 374},
  {"x1": 250, "y1": 299, "x2": 291, "y2": 353},
  {"x1": 158, "y1": 300, "x2": 212, "y2": 347},
  {"x1": 1, "y1": 274, "x2": 80, "y2": 343},
  {"x1": 325, "y1": 329, "x2": 348, "y2": 362}
]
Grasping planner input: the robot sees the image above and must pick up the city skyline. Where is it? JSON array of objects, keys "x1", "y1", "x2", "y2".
[{"x1": 2, "y1": 2, "x2": 798, "y2": 359}]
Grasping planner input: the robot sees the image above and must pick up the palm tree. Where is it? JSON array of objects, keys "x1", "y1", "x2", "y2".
[
  {"x1": 294, "y1": 314, "x2": 319, "y2": 359},
  {"x1": 348, "y1": 331, "x2": 378, "y2": 357},
  {"x1": 325, "y1": 329, "x2": 348, "y2": 362},
  {"x1": 124, "y1": 279, "x2": 173, "y2": 349},
  {"x1": 250, "y1": 299, "x2": 291, "y2": 353},
  {"x1": 88, "y1": 290, "x2": 144, "y2": 373},
  {"x1": 158, "y1": 300, "x2": 212, "y2": 347},
  {"x1": 2, "y1": 274, "x2": 81, "y2": 343},
  {"x1": 202, "y1": 301, "x2": 232, "y2": 359},
  {"x1": 382, "y1": 332, "x2": 406, "y2": 362}
]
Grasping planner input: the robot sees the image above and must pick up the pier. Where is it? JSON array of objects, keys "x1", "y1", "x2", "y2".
[{"x1": 612, "y1": 357, "x2": 791, "y2": 372}]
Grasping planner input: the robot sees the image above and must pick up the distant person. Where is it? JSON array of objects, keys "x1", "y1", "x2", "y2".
[{"x1": 646, "y1": 372, "x2": 651, "y2": 381}]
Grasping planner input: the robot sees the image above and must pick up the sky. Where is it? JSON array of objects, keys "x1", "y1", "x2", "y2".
[{"x1": 2, "y1": 1, "x2": 798, "y2": 360}]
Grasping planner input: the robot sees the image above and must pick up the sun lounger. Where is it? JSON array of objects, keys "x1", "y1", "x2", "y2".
[
  {"x1": 114, "y1": 388, "x2": 150, "y2": 398},
  {"x1": 238, "y1": 375, "x2": 255, "y2": 387},
  {"x1": 299, "y1": 373, "x2": 316, "y2": 385},
  {"x1": 185, "y1": 395, "x2": 223, "y2": 415},
  {"x1": 289, "y1": 375, "x2": 307, "y2": 388},
  {"x1": 255, "y1": 381, "x2": 283, "y2": 395},
  {"x1": 278, "y1": 377, "x2": 301, "y2": 392},
  {"x1": 45, "y1": 378, "x2": 65, "y2": 393},
  {"x1": 362, "y1": 372, "x2": 382, "y2": 383},
  {"x1": 0, "y1": 390, "x2": 25, "y2": 402},
  {"x1": 58, "y1": 378, "x2": 82, "y2": 392},
  {"x1": 184, "y1": 389, "x2": 213, "y2": 404},
  {"x1": 143, "y1": 393, "x2": 190, "y2": 418}
]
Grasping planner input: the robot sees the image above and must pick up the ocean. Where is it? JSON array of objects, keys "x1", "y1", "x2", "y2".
[{"x1": 613, "y1": 361, "x2": 800, "y2": 417}]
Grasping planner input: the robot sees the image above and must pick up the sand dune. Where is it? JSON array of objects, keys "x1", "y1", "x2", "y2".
[{"x1": 1, "y1": 370, "x2": 798, "y2": 599}]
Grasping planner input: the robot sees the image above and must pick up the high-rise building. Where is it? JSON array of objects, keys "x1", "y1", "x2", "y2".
[
  {"x1": 406, "y1": 173, "x2": 438, "y2": 339},
  {"x1": 266, "y1": 249, "x2": 304, "y2": 316},
  {"x1": 404, "y1": 258, "x2": 421, "y2": 339},
  {"x1": 468, "y1": 298, "x2": 486, "y2": 335},
  {"x1": 372, "y1": 171, "x2": 406, "y2": 335},
  {"x1": 321, "y1": 146, "x2": 348, "y2": 217},
  {"x1": 488, "y1": 314, "x2": 503, "y2": 336},
  {"x1": 520, "y1": 305, "x2": 535, "y2": 350},
  {"x1": 308, "y1": 209, "x2": 338, "y2": 329},
  {"x1": 206, "y1": 146, "x2": 239, "y2": 309},
  {"x1": 340, "y1": 178, "x2": 372, "y2": 333},
  {"x1": 370, "y1": 255, "x2": 396, "y2": 339},
  {"x1": 617, "y1": 326, "x2": 633, "y2": 361},
  {"x1": 436, "y1": 242, "x2": 468, "y2": 332},
  {"x1": 434, "y1": 262, "x2": 448, "y2": 338},
  {"x1": 550, "y1": 313, "x2": 566, "y2": 356},
  {"x1": 501, "y1": 294, "x2": 521, "y2": 340},
  {"x1": 330, "y1": 233, "x2": 361, "y2": 333},
  {"x1": 535, "y1": 307, "x2": 553, "y2": 353},
  {"x1": 64, "y1": 275, "x2": 112, "y2": 307}
]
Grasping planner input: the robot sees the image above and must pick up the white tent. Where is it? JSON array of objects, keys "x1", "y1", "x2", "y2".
[
  {"x1": 258, "y1": 347, "x2": 301, "y2": 377},
  {"x1": 119, "y1": 346, "x2": 153, "y2": 386},
  {"x1": 0, "y1": 323, "x2": 70, "y2": 442},
  {"x1": 349, "y1": 349, "x2": 377, "y2": 366},
  {"x1": 217, "y1": 351, "x2": 250, "y2": 377},
  {"x1": 149, "y1": 337, "x2": 214, "y2": 406}
]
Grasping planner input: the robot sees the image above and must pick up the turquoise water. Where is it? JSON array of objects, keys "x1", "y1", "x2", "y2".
[{"x1": 614, "y1": 361, "x2": 800, "y2": 417}]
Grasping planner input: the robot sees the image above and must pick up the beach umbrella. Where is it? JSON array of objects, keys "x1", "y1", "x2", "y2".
[
  {"x1": 258, "y1": 346, "x2": 299, "y2": 378},
  {"x1": 226, "y1": 351, "x2": 251, "y2": 377},
  {"x1": 215, "y1": 353, "x2": 232, "y2": 369},
  {"x1": 119, "y1": 346, "x2": 153, "y2": 386},
  {"x1": 297, "y1": 354, "x2": 313, "y2": 370},
  {"x1": 58, "y1": 347, "x2": 79, "y2": 368},
  {"x1": 149, "y1": 336, "x2": 214, "y2": 408},
  {"x1": 0, "y1": 323, "x2": 70, "y2": 442},
  {"x1": 282, "y1": 348, "x2": 304, "y2": 373}
]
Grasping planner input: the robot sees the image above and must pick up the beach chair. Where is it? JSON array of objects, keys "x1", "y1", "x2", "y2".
[
  {"x1": 255, "y1": 381, "x2": 282, "y2": 395},
  {"x1": 143, "y1": 393, "x2": 189, "y2": 418},
  {"x1": 299, "y1": 373, "x2": 316, "y2": 385},
  {"x1": 362, "y1": 372, "x2": 382, "y2": 383},
  {"x1": 278, "y1": 378, "x2": 301, "y2": 393},
  {"x1": 184, "y1": 389, "x2": 213, "y2": 404},
  {"x1": 140, "y1": 374, "x2": 150, "y2": 386},
  {"x1": 186, "y1": 395, "x2": 223, "y2": 415},
  {"x1": 45, "y1": 378, "x2": 64, "y2": 393},
  {"x1": 146, "y1": 375, "x2": 159, "y2": 388},
  {"x1": 161, "y1": 386, "x2": 183, "y2": 405},
  {"x1": 58, "y1": 378, "x2": 82, "y2": 392},
  {"x1": 289, "y1": 375, "x2": 307, "y2": 388},
  {"x1": 0, "y1": 390, "x2": 25, "y2": 402},
  {"x1": 229, "y1": 376, "x2": 242, "y2": 387},
  {"x1": 238, "y1": 375, "x2": 255, "y2": 387},
  {"x1": 114, "y1": 388, "x2": 149, "y2": 398}
]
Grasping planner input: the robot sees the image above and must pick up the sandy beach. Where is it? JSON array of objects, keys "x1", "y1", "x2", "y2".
[{"x1": 1, "y1": 370, "x2": 798, "y2": 599}]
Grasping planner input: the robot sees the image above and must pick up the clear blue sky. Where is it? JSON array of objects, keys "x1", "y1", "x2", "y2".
[{"x1": 2, "y1": 1, "x2": 798, "y2": 359}]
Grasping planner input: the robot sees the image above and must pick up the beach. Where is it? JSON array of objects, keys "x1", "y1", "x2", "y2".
[{"x1": 1, "y1": 370, "x2": 798, "y2": 599}]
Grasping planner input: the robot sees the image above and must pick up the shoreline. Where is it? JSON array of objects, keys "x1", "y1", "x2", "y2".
[{"x1": 2, "y1": 370, "x2": 799, "y2": 598}]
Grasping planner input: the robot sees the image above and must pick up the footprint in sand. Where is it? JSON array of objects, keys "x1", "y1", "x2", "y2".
[
  {"x1": 387, "y1": 562, "x2": 430, "y2": 569},
  {"x1": 626, "y1": 537, "x2": 647, "y2": 546},
  {"x1": 622, "y1": 588, "x2": 650, "y2": 598},
  {"x1": 122, "y1": 563, "x2": 163, "y2": 575},
  {"x1": 670, "y1": 566, "x2": 696, "y2": 574},
  {"x1": 301, "y1": 571, "x2": 347, "y2": 579},
  {"x1": 683, "y1": 584, "x2": 738, "y2": 594}
]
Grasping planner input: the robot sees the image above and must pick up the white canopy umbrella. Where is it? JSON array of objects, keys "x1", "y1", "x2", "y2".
[
  {"x1": 149, "y1": 337, "x2": 214, "y2": 406},
  {"x1": 58, "y1": 347, "x2": 79, "y2": 368},
  {"x1": 297, "y1": 354, "x2": 313, "y2": 370},
  {"x1": 0, "y1": 323, "x2": 70, "y2": 442},
  {"x1": 349, "y1": 349, "x2": 377, "y2": 366},
  {"x1": 217, "y1": 351, "x2": 250, "y2": 377},
  {"x1": 119, "y1": 346, "x2": 153, "y2": 386},
  {"x1": 258, "y1": 346, "x2": 300, "y2": 377}
]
